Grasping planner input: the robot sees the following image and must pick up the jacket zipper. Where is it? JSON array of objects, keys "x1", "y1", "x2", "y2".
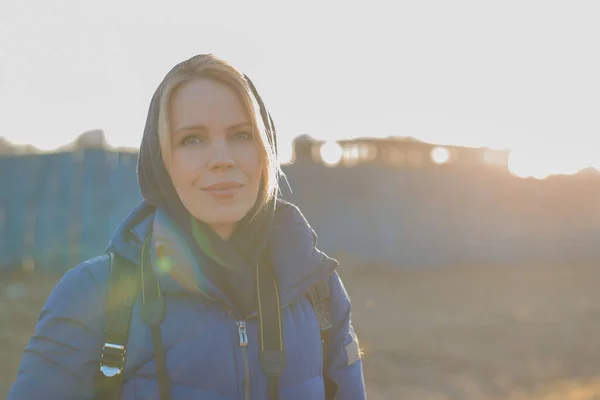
[
  {"x1": 201, "y1": 270, "x2": 330, "y2": 400},
  {"x1": 237, "y1": 320, "x2": 251, "y2": 400},
  {"x1": 230, "y1": 270, "x2": 326, "y2": 400},
  {"x1": 205, "y1": 260, "x2": 334, "y2": 400},
  {"x1": 221, "y1": 303, "x2": 255, "y2": 400}
]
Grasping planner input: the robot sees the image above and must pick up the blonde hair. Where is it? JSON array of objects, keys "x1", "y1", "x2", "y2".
[{"x1": 156, "y1": 54, "x2": 281, "y2": 209}]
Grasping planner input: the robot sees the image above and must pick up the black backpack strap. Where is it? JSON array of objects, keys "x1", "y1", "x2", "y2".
[
  {"x1": 139, "y1": 236, "x2": 170, "y2": 400},
  {"x1": 307, "y1": 278, "x2": 339, "y2": 400},
  {"x1": 256, "y1": 260, "x2": 285, "y2": 400},
  {"x1": 94, "y1": 251, "x2": 139, "y2": 400},
  {"x1": 307, "y1": 279, "x2": 333, "y2": 345}
]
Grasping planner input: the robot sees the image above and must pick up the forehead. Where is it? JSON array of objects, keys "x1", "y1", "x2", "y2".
[{"x1": 168, "y1": 78, "x2": 250, "y2": 130}]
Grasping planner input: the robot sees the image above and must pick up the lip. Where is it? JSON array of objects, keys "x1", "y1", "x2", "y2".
[{"x1": 201, "y1": 182, "x2": 244, "y2": 198}]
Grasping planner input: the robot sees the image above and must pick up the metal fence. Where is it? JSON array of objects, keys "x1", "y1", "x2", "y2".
[
  {"x1": 2, "y1": 149, "x2": 600, "y2": 275},
  {"x1": 1, "y1": 150, "x2": 141, "y2": 274}
]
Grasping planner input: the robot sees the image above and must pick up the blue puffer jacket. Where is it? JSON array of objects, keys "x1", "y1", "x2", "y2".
[{"x1": 8, "y1": 202, "x2": 366, "y2": 399}]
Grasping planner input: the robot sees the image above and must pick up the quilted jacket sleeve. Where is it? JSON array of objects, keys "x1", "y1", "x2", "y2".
[
  {"x1": 323, "y1": 271, "x2": 367, "y2": 399},
  {"x1": 7, "y1": 259, "x2": 107, "y2": 400}
]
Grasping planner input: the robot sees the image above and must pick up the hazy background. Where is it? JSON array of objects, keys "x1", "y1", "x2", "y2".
[
  {"x1": 2, "y1": 1, "x2": 600, "y2": 399},
  {"x1": 1, "y1": 0, "x2": 599, "y2": 177}
]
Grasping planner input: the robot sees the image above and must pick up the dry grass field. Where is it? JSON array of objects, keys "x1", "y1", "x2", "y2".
[{"x1": 3, "y1": 263, "x2": 600, "y2": 399}]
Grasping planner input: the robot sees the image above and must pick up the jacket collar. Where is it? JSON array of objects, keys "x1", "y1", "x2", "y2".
[{"x1": 105, "y1": 200, "x2": 338, "y2": 310}]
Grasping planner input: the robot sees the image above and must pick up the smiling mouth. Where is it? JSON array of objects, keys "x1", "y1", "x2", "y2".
[{"x1": 201, "y1": 182, "x2": 244, "y2": 198}]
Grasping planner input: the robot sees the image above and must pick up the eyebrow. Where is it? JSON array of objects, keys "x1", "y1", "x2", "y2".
[
  {"x1": 172, "y1": 121, "x2": 252, "y2": 137},
  {"x1": 227, "y1": 121, "x2": 253, "y2": 132},
  {"x1": 173, "y1": 125, "x2": 207, "y2": 137}
]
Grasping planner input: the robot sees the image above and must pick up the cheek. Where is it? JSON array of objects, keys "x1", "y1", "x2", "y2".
[
  {"x1": 169, "y1": 148, "x2": 205, "y2": 187},
  {"x1": 236, "y1": 146, "x2": 263, "y2": 181}
]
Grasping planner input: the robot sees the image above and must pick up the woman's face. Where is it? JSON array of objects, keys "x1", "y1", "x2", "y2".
[{"x1": 168, "y1": 78, "x2": 263, "y2": 240}]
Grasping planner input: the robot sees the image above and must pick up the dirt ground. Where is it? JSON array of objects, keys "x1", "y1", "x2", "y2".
[{"x1": 2, "y1": 263, "x2": 600, "y2": 400}]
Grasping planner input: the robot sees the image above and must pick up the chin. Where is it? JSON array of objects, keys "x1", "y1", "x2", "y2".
[{"x1": 193, "y1": 204, "x2": 252, "y2": 226}]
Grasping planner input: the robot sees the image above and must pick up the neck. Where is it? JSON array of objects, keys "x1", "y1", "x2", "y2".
[{"x1": 210, "y1": 223, "x2": 234, "y2": 241}]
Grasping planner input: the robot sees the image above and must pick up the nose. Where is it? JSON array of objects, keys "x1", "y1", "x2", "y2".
[{"x1": 208, "y1": 140, "x2": 235, "y2": 170}]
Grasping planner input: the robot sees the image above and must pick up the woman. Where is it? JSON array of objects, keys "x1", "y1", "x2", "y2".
[{"x1": 8, "y1": 54, "x2": 366, "y2": 400}]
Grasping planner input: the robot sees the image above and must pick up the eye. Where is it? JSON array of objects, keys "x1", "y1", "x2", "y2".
[
  {"x1": 181, "y1": 135, "x2": 205, "y2": 146},
  {"x1": 231, "y1": 131, "x2": 254, "y2": 141}
]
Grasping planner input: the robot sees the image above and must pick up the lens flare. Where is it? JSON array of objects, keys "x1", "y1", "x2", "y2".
[
  {"x1": 431, "y1": 147, "x2": 450, "y2": 164},
  {"x1": 320, "y1": 141, "x2": 343, "y2": 166}
]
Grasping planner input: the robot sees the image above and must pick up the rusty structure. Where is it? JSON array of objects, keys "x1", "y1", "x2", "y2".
[{"x1": 291, "y1": 135, "x2": 510, "y2": 172}]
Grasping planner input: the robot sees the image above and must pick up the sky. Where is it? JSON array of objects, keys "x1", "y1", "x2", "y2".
[{"x1": 1, "y1": 0, "x2": 599, "y2": 178}]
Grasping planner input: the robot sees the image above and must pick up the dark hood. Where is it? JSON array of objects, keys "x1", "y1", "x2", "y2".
[{"x1": 134, "y1": 55, "x2": 279, "y2": 317}]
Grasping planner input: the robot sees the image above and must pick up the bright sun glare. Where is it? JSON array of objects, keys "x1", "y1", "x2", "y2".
[
  {"x1": 431, "y1": 147, "x2": 450, "y2": 164},
  {"x1": 313, "y1": 141, "x2": 594, "y2": 179},
  {"x1": 320, "y1": 142, "x2": 343, "y2": 166},
  {"x1": 507, "y1": 150, "x2": 585, "y2": 179}
]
